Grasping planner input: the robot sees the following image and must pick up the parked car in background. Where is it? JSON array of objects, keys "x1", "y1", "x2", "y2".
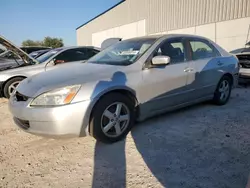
[
  {"x1": 236, "y1": 52, "x2": 250, "y2": 83},
  {"x1": 230, "y1": 42, "x2": 250, "y2": 84},
  {"x1": 0, "y1": 35, "x2": 100, "y2": 98},
  {"x1": 0, "y1": 36, "x2": 38, "y2": 71},
  {"x1": 9, "y1": 34, "x2": 239, "y2": 143},
  {"x1": 101, "y1": 38, "x2": 122, "y2": 50},
  {"x1": 29, "y1": 49, "x2": 51, "y2": 58},
  {"x1": 0, "y1": 48, "x2": 51, "y2": 60},
  {"x1": 0, "y1": 48, "x2": 5, "y2": 54},
  {"x1": 0, "y1": 50, "x2": 21, "y2": 60},
  {"x1": 20, "y1": 46, "x2": 51, "y2": 54}
]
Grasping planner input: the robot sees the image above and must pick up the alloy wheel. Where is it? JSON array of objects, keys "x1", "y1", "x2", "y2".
[
  {"x1": 8, "y1": 81, "x2": 20, "y2": 96},
  {"x1": 101, "y1": 102, "x2": 130, "y2": 138},
  {"x1": 218, "y1": 80, "x2": 230, "y2": 101}
]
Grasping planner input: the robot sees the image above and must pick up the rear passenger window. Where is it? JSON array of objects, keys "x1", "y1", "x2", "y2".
[
  {"x1": 156, "y1": 39, "x2": 185, "y2": 63},
  {"x1": 190, "y1": 40, "x2": 218, "y2": 60}
]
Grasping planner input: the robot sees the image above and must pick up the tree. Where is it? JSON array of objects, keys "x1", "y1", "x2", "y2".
[
  {"x1": 22, "y1": 37, "x2": 64, "y2": 48},
  {"x1": 43, "y1": 37, "x2": 64, "y2": 48},
  {"x1": 22, "y1": 40, "x2": 43, "y2": 47}
]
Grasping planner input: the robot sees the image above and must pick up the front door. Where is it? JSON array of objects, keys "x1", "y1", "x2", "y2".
[{"x1": 140, "y1": 38, "x2": 191, "y2": 114}]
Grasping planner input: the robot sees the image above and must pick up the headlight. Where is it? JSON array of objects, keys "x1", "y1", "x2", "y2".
[{"x1": 30, "y1": 85, "x2": 81, "y2": 106}]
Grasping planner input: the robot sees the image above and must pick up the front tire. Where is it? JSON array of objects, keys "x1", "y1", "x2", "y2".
[
  {"x1": 213, "y1": 76, "x2": 232, "y2": 105},
  {"x1": 89, "y1": 93, "x2": 136, "y2": 143},
  {"x1": 3, "y1": 77, "x2": 24, "y2": 98}
]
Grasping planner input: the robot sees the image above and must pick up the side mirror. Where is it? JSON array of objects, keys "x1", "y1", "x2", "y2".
[
  {"x1": 52, "y1": 59, "x2": 65, "y2": 65},
  {"x1": 152, "y1": 55, "x2": 170, "y2": 65},
  {"x1": 48, "y1": 59, "x2": 55, "y2": 66}
]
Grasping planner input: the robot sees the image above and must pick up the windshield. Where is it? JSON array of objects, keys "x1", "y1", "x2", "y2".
[
  {"x1": 88, "y1": 38, "x2": 157, "y2": 66},
  {"x1": 36, "y1": 49, "x2": 63, "y2": 63}
]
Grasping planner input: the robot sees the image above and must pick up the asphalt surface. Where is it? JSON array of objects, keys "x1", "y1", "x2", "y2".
[{"x1": 0, "y1": 87, "x2": 250, "y2": 188}]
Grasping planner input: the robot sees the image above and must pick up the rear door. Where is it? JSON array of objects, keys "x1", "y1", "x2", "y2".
[{"x1": 186, "y1": 38, "x2": 223, "y2": 100}]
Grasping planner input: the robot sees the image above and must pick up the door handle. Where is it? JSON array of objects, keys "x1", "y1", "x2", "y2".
[
  {"x1": 217, "y1": 61, "x2": 223, "y2": 66},
  {"x1": 184, "y1": 68, "x2": 194, "y2": 72}
]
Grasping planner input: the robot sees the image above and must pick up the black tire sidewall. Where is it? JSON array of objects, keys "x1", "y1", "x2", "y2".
[
  {"x1": 89, "y1": 93, "x2": 136, "y2": 143},
  {"x1": 213, "y1": 76, "x2": 232, "y2": 105},
  {"x1": 3, "y1": 77, "x2": 24, "y2": 98}
]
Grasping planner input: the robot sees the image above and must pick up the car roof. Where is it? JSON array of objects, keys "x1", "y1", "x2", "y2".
[
  {"x1": 20, "y1": 46, "x2": 51, "y2": 49},
  {"x1": 125, "y1": 34, "x2": 210, "y2": 41},
  {"x1": 54, "y1": 46, "x2": 101, "y2": 51},
  {"x1": 30, "y1": 49, "x2": 51, "y2": 53}
]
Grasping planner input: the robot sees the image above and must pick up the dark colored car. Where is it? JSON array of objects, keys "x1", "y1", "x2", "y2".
[{"x1": 20, "y1": 46, "x2": 51, "y2": 54}]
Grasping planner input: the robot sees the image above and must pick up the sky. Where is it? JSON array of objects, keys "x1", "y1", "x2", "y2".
[{"x1": 0, "y1": 0, "x2": 121, "y2": 46}]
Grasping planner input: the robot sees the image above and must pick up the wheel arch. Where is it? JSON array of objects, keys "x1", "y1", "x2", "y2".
[
  {"x1": 223, "y1": 73, "x2": 234, "y2": 85},
  {"x1": 87, "y1": 87, "x2": 140, "y2": 133},
  {"x1": 2, "y1": 76, "x2": 27, "y2": 96}
]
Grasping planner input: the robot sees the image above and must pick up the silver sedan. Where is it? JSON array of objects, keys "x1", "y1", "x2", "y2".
[{"x1": 9, "y1": 34, "x2": 239, "y2": 143}]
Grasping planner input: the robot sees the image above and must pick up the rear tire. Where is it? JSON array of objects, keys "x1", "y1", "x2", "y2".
[
  {"x1": 89, "y1": 93, "x2": 136, "y2": 143},
  {"x1": 3, "y1": 77, "x2": 24, "y2": 98},
  {"x1": 213, "y1": 75, "x2": 232, "y2": 105}
]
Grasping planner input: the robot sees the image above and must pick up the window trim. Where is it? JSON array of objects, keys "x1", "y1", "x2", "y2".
[
  {"x1": 143, "y1": 37, "x2": 189, "y2": 69},
  {"x1": 187, "y1": 38, "x2": 221, "y2": 61}
]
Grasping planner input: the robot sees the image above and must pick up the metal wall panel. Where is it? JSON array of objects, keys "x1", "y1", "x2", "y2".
[
  {"x1": 77, "y1": 0, "x2": 250, "y2": 45},
  {"x1": 233, "y1": 0, "x2": 239, "y2": 19},
  {"x1": 242, "y1": 0, "x2": 247, "y2": 17},
  {"x1": 229, "y1": 0, "x2": 234, "y2": 20},
  {"x1": 191, "y1": 0, "x2": 197, "y2": 26},
  {"x1": 238, "y1": 0, "x2": 243, "y2": 18},
  {"x1": 246, "y1": 0, "x2": 250, "y2": 16}
]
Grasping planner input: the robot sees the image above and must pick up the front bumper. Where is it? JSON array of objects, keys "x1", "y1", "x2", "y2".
[{"x1": 8, "y1": 96, "x2": 92, "y2": 138}]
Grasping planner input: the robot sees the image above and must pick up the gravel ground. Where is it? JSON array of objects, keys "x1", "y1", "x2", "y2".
[{"x1": 0, "y1": 87, "x2": 250, "y2": 188}]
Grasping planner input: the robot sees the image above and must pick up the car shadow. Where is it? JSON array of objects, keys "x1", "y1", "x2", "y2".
[
  {"x1": 91, "y1": 101, "x2": 210, "y2": 188},
  {"x1": 91, "y1": 57, "x2": 242, "y2": 187}
]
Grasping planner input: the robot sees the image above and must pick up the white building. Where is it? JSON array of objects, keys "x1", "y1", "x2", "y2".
[{"x1": 76, "y1": 0, "x2": 250, "y2": 51}]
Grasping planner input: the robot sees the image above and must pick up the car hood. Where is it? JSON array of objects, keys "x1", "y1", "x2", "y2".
[
  {"x1": 0, "y1": 35, "x2": 39, "y2": 65},
  {"x1": 17, "y1": 62, "x2": 127, "y2": 97}
]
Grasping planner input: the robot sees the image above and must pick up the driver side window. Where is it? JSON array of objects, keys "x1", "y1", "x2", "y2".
[
  {"x1": 155, "y1": 39, "x2": 185, "y2": 64},
  {"x1": 54, "y1": 49, "x2": 77, "y2": 64},
  {"x1": 54, "y1": 48, "x2": 97, "y2": 64}
]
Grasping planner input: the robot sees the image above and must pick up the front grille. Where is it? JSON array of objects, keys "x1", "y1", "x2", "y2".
[
  {"x1": 15, "y1": 91, "x2": 29, "y2": 102},
  {"x1": 14, "y1": 117, "x2": 30, "y2": 130}
]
